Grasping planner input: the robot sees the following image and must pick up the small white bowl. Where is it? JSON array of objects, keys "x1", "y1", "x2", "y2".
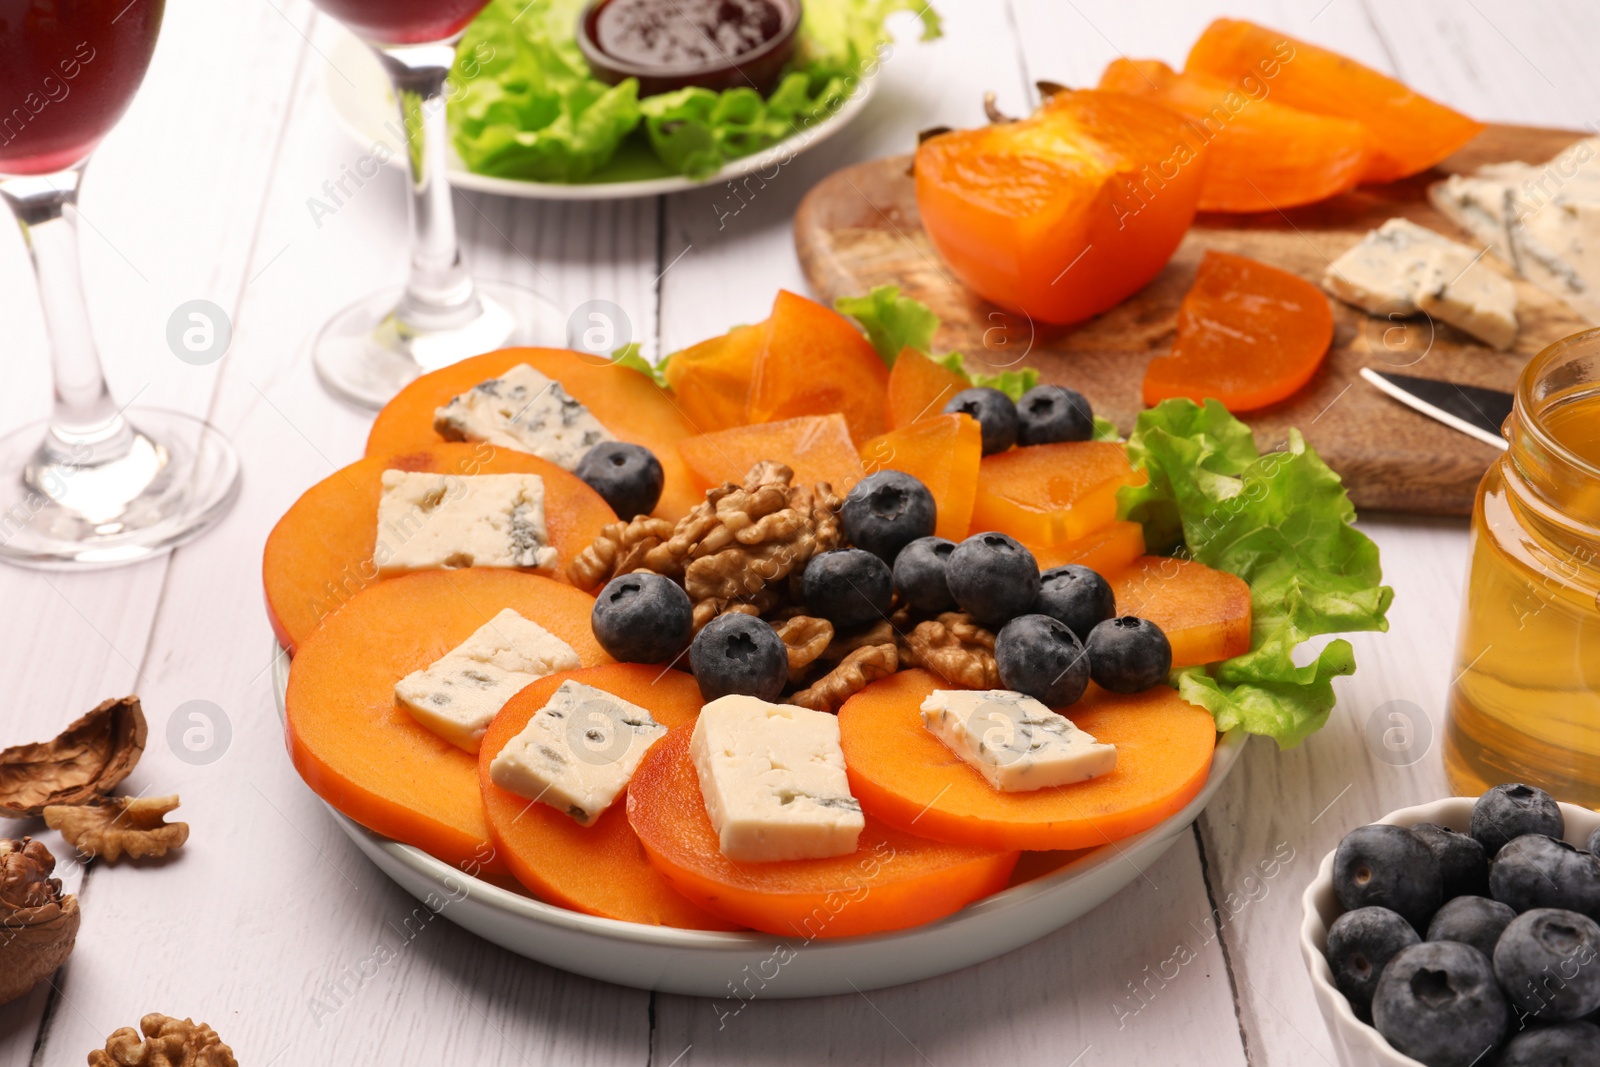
[{"x1": 1300, "y1": 796, "x2": 1600, "y2": 1067}]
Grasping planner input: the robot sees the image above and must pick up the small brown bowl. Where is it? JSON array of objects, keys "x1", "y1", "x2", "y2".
[{"x1": 577, "y1": 0, "x2": 803, "y2": 99}]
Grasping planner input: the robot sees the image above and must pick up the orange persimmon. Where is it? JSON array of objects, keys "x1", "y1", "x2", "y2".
[
  {"x1": 1142, "y1": 250, "x2": 1333, "y2": 412},
  {"x1": 626, "y1": 727, "x2": 1019, "y2": 938},
  {"x1": 1032, "y1": 520, "x2": 1146, "y2": 578},
  {"x1": 1186, "y1": 19, "x2": 1485, "y2": 184},
  {"x1": 678, "y1": 413, "x2": 865, "y2": 493},
  {"x1": 837, "y1": 670, "x2": 1217, "y2": 852},
  {"x1": 1097, "y1": 58, "x2": 1369, "y2": 212},
  {"x1": 969, "y1": 441, "x2": 1144, "y2": 547},
  {"x1": 284, "y1": 570, "x2": 608, "y2": 877},
  {"x1": 364, "y1": 347, "x2": 702, "y2": 521},
  {"x1": 859, "y1": 414, "x2": 982, "y2": 542},
  {"x1": 263, "y1": 443, "x2": 615, "y2": 653},
  {"x1": 748, "y1": 290, "x2": 889, "y2": 443},
  {"x1": 915, "y1": 89, "x2": 1207, "y2": 325},
  {"x1": 1111, "y1": 556, "x2": 1253, "y2": 668},
  {"x1": 478, "y1": 665, "x2": 739, "y2": 930},
  {"x1": 886, "y1": 348, "x2": 971, "y2": 429},
  {"x1": 661, "y1": 322, "x2": 764, "y2": 434}
]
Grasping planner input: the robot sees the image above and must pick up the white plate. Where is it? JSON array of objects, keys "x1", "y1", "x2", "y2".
[
  {"x1": 1300, "y1": 796, "x2": 1600, "y2": 1067},
  {"x1": 274, "y1": 645, "x2": 1245, "y2": 996},
  {"x1": 321, "y1": 28, "x2": 877, "y2": 201}
]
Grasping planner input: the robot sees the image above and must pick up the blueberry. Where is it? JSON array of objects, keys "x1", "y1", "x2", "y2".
[
  {"x1": 946, "y1": 532, "x2": 1040, "y2": 626},
  {"x1": 1034, "y1": 565, "x2": 1115, "y2": 640},
  {"x1": 591, "y1": 573, "x2": 693, "y2": 664},
  {"x1": 1427, "y1": 896, "x2": 1516, "y2": 962},
  {"x1": 1333, "y1": 824, "x2": 1444, "y2": 931},
  {"x1": 994, "y1": 614, "x2": 1090, "y2": 707},
  {"x1": 944, "y1": 387, "x2": 1018, "y2": 455},
  {"x1": 1326, "y1": 906, "x2": 1420, "y2": 1020},
  {"x1": 1472, "y1": 783, "x2": 1563, "y2": 857},
  {"x1": 1494, "y1": 908, "x2": 1600, "y2": 1023},
  {"x1": 1412, "y1": 823, "x2": 1490, "y2": 900},
  {"x1": 892, "y1": 536, "x2": 957, "y2": 613},
  {"x1": 1084, "y1": 616, "x2": 1172, "y2": 694},
  {"x1": 840, "y1": 470, "x2": 937, "y2": 562},
  {"x1": 575, "y1": 441, "x2": 664, "y2": 520},
  {"x1": 688, "y1": 614, "x2": 788, "y2": 702},
  {"x1": 1016, "y1": 384, "x2": 1094, "y2": 446},
  {"x1": 1372, "y1": 941, "x2": 1508, "y2": 1067},
  {"x1": 801, "y1": 548, "x2": 893, "y2": 631},
  {"x1": 1490, "y1": 835, "x2": 1600, "y2": 917},
  {"x1": 1497, "y1": 1020, "x2": 1600, "y2": 1067}
]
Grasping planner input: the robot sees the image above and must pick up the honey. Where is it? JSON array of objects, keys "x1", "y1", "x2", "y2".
[{"x1": 1445, "y1": 330, "x2": 1600, "y2": 805}]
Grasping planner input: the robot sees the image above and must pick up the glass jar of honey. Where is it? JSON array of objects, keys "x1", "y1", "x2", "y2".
[{"x1": 1445, "y1": 328, "x2": 1600, "y2": 806}]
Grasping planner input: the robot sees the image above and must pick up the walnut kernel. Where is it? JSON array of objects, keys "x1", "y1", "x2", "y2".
[
  {"x1": 44, "y1": 795, "x2": 188, "y2": 864},
  {"x1": 88, "y1": 1014, "x2": 237, "y2": 1067}
]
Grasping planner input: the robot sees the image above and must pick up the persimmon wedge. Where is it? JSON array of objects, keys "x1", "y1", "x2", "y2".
[
  {"x1": 838, "y1": 669, "x2": 1217, "y2": 852},
  {"x1": 1142, "y1": 250, "x2": 1333, "y2": 412},
  {"x1": 885, "y1": 348, "x2": 970, "y2": 429},
  {"x1": 477, "y1": 665, "x2": 739, "y2": 930},
  {"x1": 748, "y1": 290, "x2": 890, "y2": 444},
  {"x1": 661, "y1": 323, "x2": 764, "y2": 434},
  {"x1": 284, "y1": 570, "x2": 608, "y2": 877},
  {"x1": 364, "y1": 347, "x2": 702, "y2": 521},
  {"x1": 678, "y1": 414, "x2": 865, "y2": 493},
  {"x1": 1111, "y1": 556, "x2": 1252, "y2": 667},
  {"x1": 968, "y1": 441, "x2": 1144, "y2": 546},
  {"x1": 1032, "y1": 520, "x2": 1146, "y2": 578},
  {"x1": 627, "y1": 727, "x2": 1019, "y2": 938},
  {"x1": 859, "y1": 414, "x2": 982, "y2": 542},
  {"x1": 263, "y1": 443, "x2": 614, "y2": 653}
]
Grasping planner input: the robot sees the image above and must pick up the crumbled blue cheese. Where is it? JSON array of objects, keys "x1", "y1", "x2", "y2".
[
  {"x1": 375, "y1": 470, "x2": 557, "y2": 577},
  {"x1": 488, "y1": 680, "x2": 667, "y2": 826},
  {"x1": 920, "y1": 689, "x2": 1116, "y2": 793},
  {"x1": 394, "y1": 608, "x2": 581, "y2": 753},
  {"x1": 689, "y1": 695, "x2": 865, "y2": 863},
  {"x1": 433, "y1": 363, "x2": 614, "y2": 471}
]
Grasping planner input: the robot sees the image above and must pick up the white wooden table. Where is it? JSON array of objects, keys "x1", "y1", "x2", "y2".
[{"x1": 0, "y1": 2, "x2": 1588, "y2": 1063}]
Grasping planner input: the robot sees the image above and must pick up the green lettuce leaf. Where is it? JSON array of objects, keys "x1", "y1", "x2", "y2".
[
  {"x1": 1117, "y1": 399, "x2": 1394, "y2": 747},
  {"x1": 1092, "y1": 416, "x2": 1121, "y2": 442},
  {"x1": 834, "y1": 285, "x2": 939, "y2": 364},
  {"x1": 970, "y1": 368, "x2": 1039, "y2": 401},
  {"x1": 609, "y1": 343, "x2": 666, "y2": 386}
]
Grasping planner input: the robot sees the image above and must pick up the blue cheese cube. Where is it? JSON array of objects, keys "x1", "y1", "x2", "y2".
[
  {"x1": 394, "y1": 608, "x2": 580, "y2": 753},
  {"x1": 920, "y1": 689, "x2": 1116, "y2": 793},
  {"x1": 689, "y1": 695, "x2": 865, "y2": 863},
  {"x1": 433, "y1": 363, "x2": 615, "y2": 471},
  {"x1": 375, "y1": 470, "x2": 557, "y2": 577},
  {"x1": 488, "y1": 680, "x2": 668, "y2": 826}
]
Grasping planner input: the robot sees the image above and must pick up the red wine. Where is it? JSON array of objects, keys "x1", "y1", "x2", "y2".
[
  {"x1": 0, "y1": 0, "x2": 165, "y2": 176},
  {"x1": 312, "y1": 0, "x2": 489, "y2": 45}
]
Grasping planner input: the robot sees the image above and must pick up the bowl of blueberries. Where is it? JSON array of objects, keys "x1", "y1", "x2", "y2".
[{"x1": 1301, "y1": 783, "x2": 1600, "y2": 1067}]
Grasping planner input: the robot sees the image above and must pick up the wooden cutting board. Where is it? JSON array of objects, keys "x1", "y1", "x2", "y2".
[{"x1": 794, "y1": 125, "x2": 1592, "y2": 516}]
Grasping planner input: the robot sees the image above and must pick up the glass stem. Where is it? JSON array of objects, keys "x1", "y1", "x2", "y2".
[
  {"x1": 0, "y1": 166, "x2": 135, "y2": 477},
  {"x1": 374, "y1": 42, "x2": 479, "y2": 336}
]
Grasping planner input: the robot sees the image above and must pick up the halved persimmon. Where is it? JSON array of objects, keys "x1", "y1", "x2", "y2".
[
  {"x1": 284, "y1": 570, "x2": 608, "y2": 877},
  {"x1": 477, "y1": 664, "x2": 739, "y2": 929},
  {"x1": 364, "y1": 347, "x2": 702, "y2": 521},
  {"x1": 1111, "y1": 556, "x2": 1252, "y2": 667},
  {"x1": 661, "y1": 322, "x2": 764, "y2": 434},
  {"x1": 837, "y1": 669, "x2": 1217, "y2": 852},
  {"x1": 1032, "y1": 520, "x2": 1146, "y2": 577},
  {"x1": 626, "y1": 726, "x2": 1019, "y2": 938},
  {"x1": 1097, "y1": 58, "x2": 1368, "y2": 212},
  {"x1": 1142, "y1": 250, "x2": 1333, "y2": 412},
  {"x1": 859, "y1": 414, "x2": 982, "y2": 542},
  {"x1": 968, "y1": 441, "x2": 1144, "y2": 546},
  {"x1": 1186, "y1": 19, "x2": 1485, "y2": 184},
  {"x1": 886, "y1": 348, "x2": 970, "y2": 429},
  {"x1": 748, "y1": 290, "x2": 889, "y2": 444},
  {"x1": 678, "y1": 413, "x2": 865, "y2": 493},
  {"x1": 263, "y1": 443, "x2": 614, "y2": 653}
]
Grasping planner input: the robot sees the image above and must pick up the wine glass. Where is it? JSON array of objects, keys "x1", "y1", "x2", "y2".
[
  {"x1": 308, "y1": 0, "x2": 555, "y2": 409},
  {"x1": 0, "y1": 0, "x2": 241, "y2": 568}
]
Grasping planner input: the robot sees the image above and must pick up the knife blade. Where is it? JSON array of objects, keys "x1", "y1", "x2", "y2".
[{"x1": 1358, "y1": 368, "x2": 1513, "y2": 450}]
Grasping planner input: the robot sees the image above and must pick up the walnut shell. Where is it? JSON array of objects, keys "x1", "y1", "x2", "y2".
[
  {"x1": 0, "y1": 837, "x2": 80, "y2": 1004},
  {"x1": 0, "y1": 696, "x2": 146, "y2": 818}
]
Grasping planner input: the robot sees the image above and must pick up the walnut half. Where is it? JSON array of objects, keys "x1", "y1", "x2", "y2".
[
  {"x1": 0, "y1": 837, "x2": 79, "y2": 1005},
  {"x1": 44, "y1": 795, "x2": 188, "y2": 864},
  {"x1": 0, "y1": 696, "x2": 146, "y2": 818},
  {"x1": 88, "y1": 1014, "x2": 237, "y2": 1067}
]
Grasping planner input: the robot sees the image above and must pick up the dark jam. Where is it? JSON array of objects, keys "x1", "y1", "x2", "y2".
[{"x1": 593, "y1": 0, "x2": 786, "y2": 69}]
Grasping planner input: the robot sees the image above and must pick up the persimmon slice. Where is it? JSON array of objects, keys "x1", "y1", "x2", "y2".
[
  {"x1": 1142, "y1": 250, "x2": 1333, "y2": 412},
  {"x1": 364, "y1": 347, "x2": 702, "y2": 521},
  {"x1": 838, "y1": 670, "x2": 1217, "y2": 852},
  {"x1": 1111, "y1": 556, "x2": 1252, "y2": 667},
  {"x1": 886, "y1": 348, "x2": 970, "y2": 429},
  {"x1": 969, "y1": 441, "x2": 1144, "y2": 546},
  {"x1": 748, "y1": 290, "x2": 889, "y2": 444},
  {"x1": 477, "y1": 665, "x2": 739, "y2": 929},
  {"x1": 678, "y1": 414, "x2": 865, "y2": 493},
  {"x1": 1032, "y1": 520, "x2": 1146, "y2": 578},
  {"x1": 859, "y1": 414, "x2": 982, "y2": 542},
  {"x1": 284, "y1": 570, "x2": 608, "y2": 877},
  {"x1": 1186, "y1": 19, "x2": 1485, "y2": 184},
  {"x1": 626, "y1": 727, "x2": 1019, "y2": 938},
  {"x1": 661, "y1": 323, "x2": 764, "y2": 434},
  {"x1": 263, "y1": 443, "x2": 614, "y2": 653}
]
